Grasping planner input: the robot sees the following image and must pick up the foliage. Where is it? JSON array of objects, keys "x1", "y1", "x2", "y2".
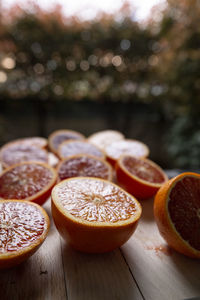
[
  {"x1": 0, "y1": 4, "x2": 156, "y2": 103},
  {"x1": 1, "y1": 1, "x2": 200, "y2": 168}
]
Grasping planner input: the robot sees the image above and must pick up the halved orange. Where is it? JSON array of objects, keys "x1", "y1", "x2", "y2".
[
  {"x1": 57, "y1": 140, "x2": 105, "y2": 160},
  {"x1": 154, "y1": 172, "x2": 200, "y2": 258},
  {"x1": 51, "y1": 177, "x2": 142, "y2": 253},
  {"x1": 0, "y1": 142, "x2": 48, "y2": 169},
  {"x1": 48, "y1": 129, "x2": 85, "y2": 154},
  {"x1": 0, "y1": 200, "x2": 50, "y2": 269},
  {"x1": 57, "y1": 154, "x2": 113, "y2": 181},
  {"x1": 116, "y1": 155, "x2": 168, "y2": 199},
  {"x1": 2, "y1": 137, "x2": 48, "y2": 149},
  {"x1": 105, "y1": 139, "x2": 150, "y2": 166},
  {"x1": 87, "y1": 130, "x2": 125, "y2": 151},
  {"x1": 0, "y1": 162, "x2": 57, "y2": 205}
]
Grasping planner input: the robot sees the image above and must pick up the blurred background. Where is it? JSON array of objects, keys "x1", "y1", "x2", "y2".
[{"x1": 0, "y1": 0, "x2": 200, "y2": 169}]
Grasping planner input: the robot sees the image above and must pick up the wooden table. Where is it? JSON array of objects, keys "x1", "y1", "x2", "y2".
[{"x1": 0, "y1": 172, "x2": 200, "y2": 300}]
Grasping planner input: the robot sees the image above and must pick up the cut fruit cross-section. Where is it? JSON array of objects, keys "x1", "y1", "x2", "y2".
[
  {"x1": 105, "y1": 139, "x2": 149, "y2": 166},
  {"x1": 0, "y1": 142, "x2": 48, "y2": 169},
  {"x1": 57, "y1": 140, "x2": 105, "y2": 160},
  {"x1": 51, "y1": 177, "x2": 142, "y2": 253},
  {"x1": 87, "y1": 130, "x2": 125, "y2": 151},
  {"x1": 48, "y1": 129, "x2": 85, "y2": 154},
  {"x1": 0, "y1": 200, "x2": 50, "y2": 269},
  {"x1": 0, "y1": 162, "x2": 57, "y2": 205},
  {"x1": 154, "y1": 172, "x2": 200, "y2": 258},
  {"x1": 116, "y1": 155, "x2": 168, "y2": 199},
  {"x1": 57, "y1": 154, "x2": 113, "y2": 181}
]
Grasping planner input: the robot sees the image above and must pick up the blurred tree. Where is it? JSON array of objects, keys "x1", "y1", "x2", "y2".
[
  {"x1": 149, "y1": 0, "x2": 200, "y2": 168},
  {"x1": 0, "y1": 3, "x2": 155, "y2": 104}
]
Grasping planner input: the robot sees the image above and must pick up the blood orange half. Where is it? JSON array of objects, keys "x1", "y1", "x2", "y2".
[
  {"x1": 105, "y1": 139, "x2": 150, "y2": 166},
  {"x1": 116, "y1": 155, "x2": 168, "y2": 199},
  {"x1": 8, "y1": 137, "x2": 48, "y2": 149},
  {"x1": 0, "y1": 142, "x2": 48, "y2": 169},
  {"x1": 57, "y1": 154, "x2": 113, "y2": 181},
  {"x1": 57, "y1": 140, "x2": 105, "y2": 160},
  {"x1": 51, "y1": 177, "x2": 142, "y2": 253},
  {"x1": 154, "y1": 172, "x2": 200, "y2": 258},
  {"x1": 0, "y1": 162, "x2": 57, "y2": 205},
  {"x1": 48, "y1": 129, "x2": 85, "y2": 154},
  {"x1": 0, "y1": 200, "x2": 50, "y2": 268},
  {"x1": 87, "y1": 130, "x2": 125, "y2": 151}
]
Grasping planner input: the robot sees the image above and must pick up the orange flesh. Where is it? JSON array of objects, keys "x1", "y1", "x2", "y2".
[
  {"x1": 52, "y1": 133, "x2": 83, "y2": 151},
  {"x1": 0, "y1": 144, "x2": 48, "y2": 167},
  {"x1": 59, "y1": 141, "x2": 104, "y2": 159},
  {"x1": 0, "y1": 202, "x2": 46, "y2": 253},
  {"x1": 106, "y1": 140, "x2": 148, "y2": 160},
  {"x1": 0, "y1": 164, "x2": 53, "y2": 199},
  {"x1": 58, "y1": 156, "x2": 110, "y2": 180},
  {"x1": 122, "y1": 156, "x2": 165, "y2": 183},
  {"x1": 55, "y1": 178, "x2": 138, "y2": 223},
  {"x1": 14, "y1": 137, "x2": 47, "y2": 148},
  {"x1": 168, "y1": 176, "x2": 200, "y2": 250}
]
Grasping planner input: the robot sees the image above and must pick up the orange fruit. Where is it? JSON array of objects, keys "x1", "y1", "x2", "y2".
[
  {"x1": 2, "y1": 137, "x2": 48, "y2": 149},
  {"x1": 0, "y1": 162, "x2": 57, "y2": 205},
  {"x1": 48, "y1": 129, "x2": 85, "y2": 154},
  {"x1": 116, "y1": 155, "x2": 168, "y2": 199},
  {"x1": 0, "y1": 200, "x2": 49, "y2": 269},
  {"x1": 0, "y1": 142, "x2": 48, "y2": 169},
  {"x1": 51, "y1": 177, "x2": 142, "y2": 253},
  {"x1": 87, "y1": 130, "x2": 125, "y2": 151},
  {"x1": 48, "y1": 152, "x2": 59, "y2": 168},
  {"x1": 105, "y1": 139, "x2": 150, "y2": 166},
  {"x1": 57, "y1": 140, "x2": 105, "y2": 160},
  {"x1": 57, "y1": 154, "x2": 113, "y2": 181},
  {"x1": 154, "y1": 172, "x2": 200, "y2": 258}
]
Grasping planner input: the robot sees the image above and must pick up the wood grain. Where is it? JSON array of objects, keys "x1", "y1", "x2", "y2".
[
  {"x1": 1, "y1": 175, "x2": 200, "y2": 300},
  {"x1": 122, "y1": 197, "x2": 200, "y2": 300},
  {"x1": 61, "y1": 241, "x2": 143, "y2": 300},
  {"x1": 0, "y1": 199, "x2": 66, "y2": 300}
]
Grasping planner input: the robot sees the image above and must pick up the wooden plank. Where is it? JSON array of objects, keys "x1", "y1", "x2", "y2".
[
  {"x1": 61, "y1": 240, "x2": 143, "y2": 300},
  {"x1": 122, "y1": 197, "x2": 200, "y2": 300},
  {"x1": 0, "y1": 199, "x2": 66, "y2": 300}
]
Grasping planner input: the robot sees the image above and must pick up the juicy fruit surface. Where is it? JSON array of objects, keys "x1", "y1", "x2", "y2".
[
  {"x1": 122, "y1": 156, "x2": 166, "y2": 183},
  {"x1": 106, "y1": 140, "x2": 149, "y2": 160},
  {"x1": 12, "y1": 137, "x2": 47, "y2": 148},
  {"x1": 53, "y1": 178, "x2": 139, "y2": 223},
  {"x1": 0, "y1": 163, "x2": 54, "y2": 199},
  {"x1": 0, "y1": 201, "x2": 46, "y2": 253},
  {"x1": 168, "y1": 176, "x2": 200, "y2": 251},
  {"x1": 58, "y1": 141, "x2": 104, "y2": 159},
  {"x1": 58, "y1": 155, "x2": 112, "y2": 181},
  {"x1": 88, "y1": 130, "x2": 124, "y2": 150},
  {"x1": 0, "y1": 144, "x2": 48, "y2": 167},
  {"x1": 50, "y1": 131, "x2": 84, "y2": 151}
]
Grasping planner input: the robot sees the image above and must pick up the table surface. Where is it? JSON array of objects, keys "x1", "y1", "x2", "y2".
[{"x1": 0, "y1": 170, "x2": 200, "y2": 300}]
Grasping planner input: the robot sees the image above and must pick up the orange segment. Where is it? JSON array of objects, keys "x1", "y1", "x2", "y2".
[
  {"x1": 105, "y1": 139, "x2": 149, "y2": 166},
  {"x1": 57, "y1": 154, "x2": 113, "y2": 181},
  {"x1": 87, "y1": 130, "x2": 125, "y2": 151},
  {"x1": 48, "y1": 129, "x2": 85, "y2": 154},
  {"x1": 0, "y1": 200, "x2": 49, "y2": 269},
  {"x1": 57, "y1": 140, "x2": 105, "y2": 160},
  {"x1": 51, "y1": 177, "x2": 142, "y2": 253},
  {"x1": 154, "y1": 172, "x2": 200, "y2": 258},
  {"x1": 116, "y1": 155, "x2": 168, "y2": 199},
  {"x1": 0, "y1": 142, "x2": 48, "y2": 169},
  {"x1": 0, "y1": 162, "x2": 57, "y2": 205}
]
